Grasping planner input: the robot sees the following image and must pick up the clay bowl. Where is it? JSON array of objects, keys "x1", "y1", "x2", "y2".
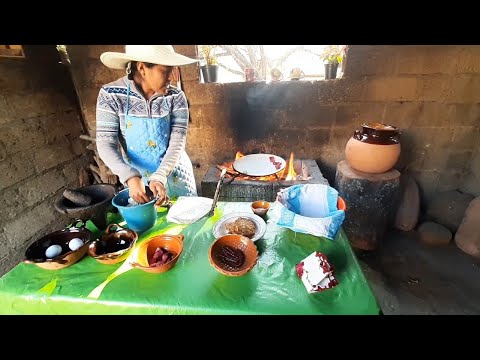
[
  {"x1": 130, "y1": 234, "x2": 184, "y2": 274},
  {"x1": 208, "y1": 234, "x2": 258, "y2": 277},
  {"x1": 251, "y1": 200, "x2": 270, "y2": 217},
  {"x1": 88, "y1": 224, "x2": 138, "y2": 265},
  {"x1": 24, "y1": 225, "x2": 93, "y2": 270}
]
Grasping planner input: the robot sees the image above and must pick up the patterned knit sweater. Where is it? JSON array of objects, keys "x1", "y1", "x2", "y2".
[{"x1": 96, "y1": 76, "x2": 189, "y2": 186}]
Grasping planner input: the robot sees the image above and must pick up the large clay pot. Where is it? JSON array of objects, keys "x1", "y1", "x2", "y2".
[{"x1": 345, "y1": 123, "x2": 401, "y2": 174}]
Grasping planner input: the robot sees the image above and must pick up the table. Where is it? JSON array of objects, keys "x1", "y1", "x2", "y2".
[{"x1": 0, "y1": 202, "x2": 380, "y2": 315}]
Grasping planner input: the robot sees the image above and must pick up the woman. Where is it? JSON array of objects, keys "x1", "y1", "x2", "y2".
[{"x1": 96, "y1": 45, "x2": 198, "y2": 205}]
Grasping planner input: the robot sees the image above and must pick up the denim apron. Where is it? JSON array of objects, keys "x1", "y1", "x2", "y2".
[{"x1": 124, "y1": 84, "x2": 197, "y2": 199}]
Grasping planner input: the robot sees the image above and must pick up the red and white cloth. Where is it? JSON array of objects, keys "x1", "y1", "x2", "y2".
[{"x1": 295, "y1": 251, "x2": 339, "y2": 294}]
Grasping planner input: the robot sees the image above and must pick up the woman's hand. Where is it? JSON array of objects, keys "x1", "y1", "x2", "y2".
[
  {"x1": 126, "y1": 177, "x2": 151, "y2": 204},
  {"x1": 149, "y1": 181, "x2": 167, "y2": 206}
]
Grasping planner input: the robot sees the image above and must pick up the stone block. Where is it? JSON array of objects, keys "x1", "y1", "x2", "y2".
[{"x1": 334, "y1": 160, "x2": 401, "y2": 250}]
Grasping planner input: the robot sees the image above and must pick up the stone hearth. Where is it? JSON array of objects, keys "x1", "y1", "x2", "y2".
[{"x1": 201, "y1": 159, "x2": 328, "y2": 202}]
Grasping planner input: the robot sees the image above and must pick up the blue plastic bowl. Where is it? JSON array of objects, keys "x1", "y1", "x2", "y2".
[{"x1": 112, "y1": 188, "x2": 157, "y2": 233}]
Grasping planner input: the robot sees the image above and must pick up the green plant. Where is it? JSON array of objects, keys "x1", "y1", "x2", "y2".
[
  {"x1": 321, "y1": 45, "x2": 344, "y2": 64},
  {"x1": 199, "y1": 45, "x2": 218, "y2": 66}
]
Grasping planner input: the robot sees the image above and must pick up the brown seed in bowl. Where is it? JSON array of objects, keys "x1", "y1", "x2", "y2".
[
  {"x1": 226, "y1": 218, "x2": 256, "y2": 238},
  {"x1": 216, "y1": 245, "x2": 245, "y2": 269}
]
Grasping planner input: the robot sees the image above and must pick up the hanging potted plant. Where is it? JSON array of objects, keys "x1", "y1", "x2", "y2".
[
  {"x1": 199, "y1": 45, "x2": 219, "y2": 83},
  {"x1": 321, "y1": 45, "x2": 344, "y2": 80}
]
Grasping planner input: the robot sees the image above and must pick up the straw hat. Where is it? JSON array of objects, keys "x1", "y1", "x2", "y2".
[{"x1": 100, "y1": 45, "x2": 198, "y2": 70}]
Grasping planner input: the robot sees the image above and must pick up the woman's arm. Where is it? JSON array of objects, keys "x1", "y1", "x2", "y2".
[
  {"x1": 149, "y1": 91, "x2": 189, "y2": 186},
  {"x1": 96, "y1": 88, "x2": 142, "y2": 184}
]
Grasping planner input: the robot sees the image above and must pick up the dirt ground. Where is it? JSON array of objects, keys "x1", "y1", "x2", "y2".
[{"x1": 357, "y1": 230, "x2": 480, "y2": 315}]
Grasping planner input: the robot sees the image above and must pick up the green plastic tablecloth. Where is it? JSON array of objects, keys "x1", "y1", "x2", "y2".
[{"x1": 0, "y1": 202, "x2": 380, "y2": 315}]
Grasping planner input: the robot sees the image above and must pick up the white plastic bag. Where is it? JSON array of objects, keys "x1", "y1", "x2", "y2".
[
  {"x1": 166, "y1": 196, "x2": 213, "y2": 224},
  {"x1": 269, "y1": 184, "x2": 345, "y2": 240}
]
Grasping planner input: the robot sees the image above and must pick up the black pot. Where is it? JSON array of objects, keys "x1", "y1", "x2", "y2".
[
  {"x1": 54, "y1": 184, "x2": 117, "y2": 230},
  {"x1": 201, "y1": 65, "x2": 219, "y2": 83},
  {"x1": 324, "y1": 63, "x2": 339, "y2": 80}
]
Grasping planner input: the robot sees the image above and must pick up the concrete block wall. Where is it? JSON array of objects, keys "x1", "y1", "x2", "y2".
[
  {"x1": 67, "y1": 45, "x2": 480, "y2": 207},
  {"x1": 0, "y1": 45, "x2": 90, "y2": 275}
]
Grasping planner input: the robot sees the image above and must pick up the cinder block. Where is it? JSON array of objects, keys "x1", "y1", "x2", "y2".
[
  {"x1": 33, "y1": 143, "x2": 77, "y2": 173},
  {"x1": 183, "y1": 82, "x2": 225, "y2": 105},
  {"x1": 318, "y1": 78, "x2": 366, "y2": 104},
  {"x1": 0, "y1": 232, "x2": 8, "y2": 259},
  {"x1": 180, "y1": 64, "x2": 200, "y2": 82},
  {"x1": 173, "y1": 45, "x2": 197, "y2": 57},
  {"x1": 82, "y1": 45, "x2": 124, "y2": 60},
  {"x1": 343, "y1": 45, "x2": 375, "y2": 78},
  {"x1": 364, "y1": 77, "x2": 417, "y2": 102},
  {"x1": 0, "y1": 152, "x2": 37, "y2": 191},
  {"x1": 3, "y1": 201, "x2": 57, "y2": 248},
  {"x1": 454, "y1": 104, "x2": 480, "y2": 126},
  {"x1": 276, "y1": 81, "x2": 318, "y2": 108},
  {"x1": 188, "y1": 103, "x2": 231, "y2": 129},
  {"x1": 0, "y1": 169, "x2": 67, "y2": 221},
  {"x1": 448, "y1": 75, "x2": 480, "y2": 103},
  {"x1": 455, "y1": 46, "x2": 480, "y2": 74},
  {"x1": 335, "y1": 104, "x2": 361, "y2": 127},
  {"x1": 39, "y1": 113, "x2": 83, "y2": 144},
  {"x1": 356, "y1": 103, "x2": 387, "y2": 124},
  {"x1": 286, "y1": 104, "x2": 336, "y2": 129},
  {"x1": 0, "y1": 95, "x2": 13, "y2": 125},
  {"x1": 422, "y1": 148, "x2": 450, "y2": 171},
  {"x1": 460, "y1": 171, "x2": 480, "y2": 197},
  {"x1": 0, "y1": 251, "x2": 21, "y2": 277},
  {"x1": 437, "y1": 169, "x2": 465, "y2": 192},
  {"x1": 329, "y1": 127, "x2": 353, "y2": 153},
  {"x1": 306, "y1": 128, "x2": 331, "y2": 149},
  {"x1": 363, "y1": 47, "x2": 398, "y2": 76},
  {"x1": 81, "y1": 87, "x2": 102, "y2": 109},
  {"x1": 446, "y1": 151, "x2": 473, "y2": 170},
  {"x1": 76, "y1": 61, "x2": 123, "y2": 87},
  {"x1": 421, "y1": 46, "x2": 458, "y2": 74},
  {"x1": 61, "y1": 156, "x2": 92, "y2": 186},
  {"x1": 5, "y1": 90, "x2": 74, "y2": 120},
  {"x1": 411, "y1": 103, "x2": 455, "y2": 128},
  {"x1": 0, "y1": 120, "x2": 47, "y2": 156},
  {"x1": 0, "y1": 63, "x2": 32, "y2": 92},
  {"x1": 268, "y1": 129, "x2": 307, "y2": 157},
  {"x1": 469, "y1": 150, "x2": 480, "y2": 178},
  {"x1": 336, "y1": 103, "x2": 387, "y2": 127},
  {"x1": 397, "y1": 46, "x2": 424, "y2": 75},
  {"x1": 452, "y1": 126, "x2": 480, "y2": 150},
  {"x1": 416, "y1": 75, "x2": 451, "y2": 102},
  {"x1": 384, "y1": 102, "x2": 422, "y2": 129}
]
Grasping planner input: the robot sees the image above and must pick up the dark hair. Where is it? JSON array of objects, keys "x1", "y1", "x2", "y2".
[{"x1": 127, "y1": 61, "x2": 156, "y2": 80}]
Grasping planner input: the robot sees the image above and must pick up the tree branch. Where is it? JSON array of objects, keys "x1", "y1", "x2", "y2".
[
  {"x1": 259, "y1": 45, "x2": 267, "y2": 79},
  {"x1": 219, "y1": 45, "x2": 253, "y2": 71},
  {"x1": 218, "y1": 63, "x2": 244, "y2": 77},
  {"x1": 246, "y1": 46, "x2": 257, "y2": 66},
  {"x1": 273, "y1": 46, "x2": 306, "y2": 68}
]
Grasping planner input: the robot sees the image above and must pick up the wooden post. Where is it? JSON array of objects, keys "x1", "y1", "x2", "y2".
[{"x1": 334, "y1": 160, "x2": 401, "y2": 251}]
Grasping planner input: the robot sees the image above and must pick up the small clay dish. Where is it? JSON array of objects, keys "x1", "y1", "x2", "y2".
[{"x1": 88, "y1": 224, "x2": 138, "y2": 265}]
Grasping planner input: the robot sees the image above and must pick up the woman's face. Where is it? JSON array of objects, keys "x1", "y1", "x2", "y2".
[{"x1": 138, "y1": 63, "x2": 174, "y2": 94}]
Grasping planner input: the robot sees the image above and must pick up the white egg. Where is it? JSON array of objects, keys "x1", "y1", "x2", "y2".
[
  {"x1": 45, "y1": 244, "x2": 62, "y2": 259},
  {"x1": 68, "y1": 238, "x2": 84, "y2": 251}
]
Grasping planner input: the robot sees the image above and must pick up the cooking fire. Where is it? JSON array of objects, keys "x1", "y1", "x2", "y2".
[{"x1": 216, "y1": 152, "x2": 312, "y2": 182}]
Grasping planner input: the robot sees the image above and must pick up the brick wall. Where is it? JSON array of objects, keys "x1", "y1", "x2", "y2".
[
  {"x1": 0, "y1": 45, "x2": 90, "y2": 275},
  {"x1": 68, "y1": 45, "x2": 480, "y2": 207}
]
